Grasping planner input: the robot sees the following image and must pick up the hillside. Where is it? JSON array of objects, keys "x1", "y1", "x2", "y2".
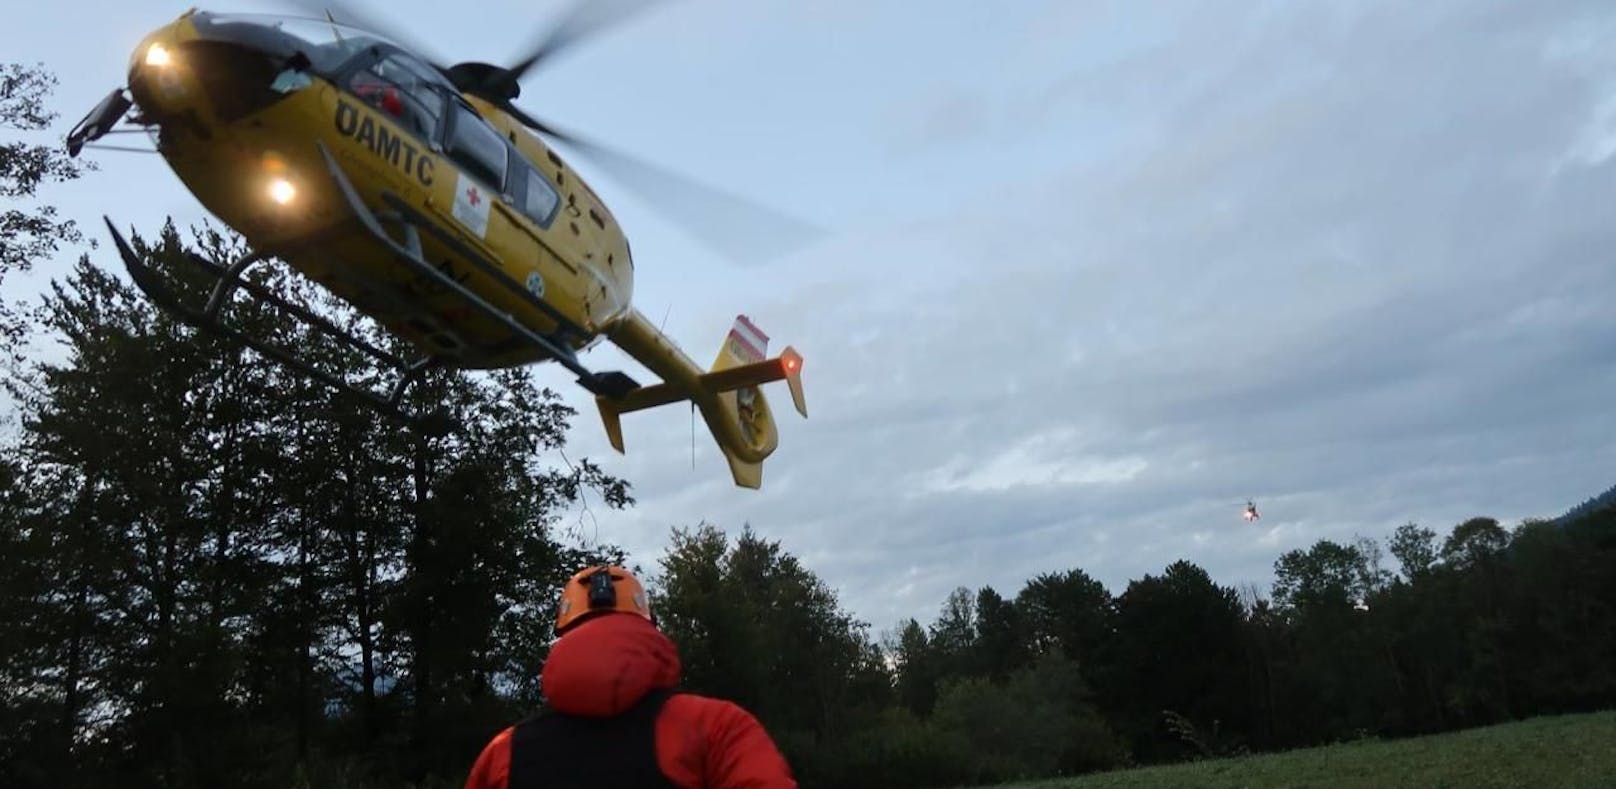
[
  {"x1": 997, "y1": 711, "x2": 1616, "y2": 789},
  {"x1": 1557, "y1": 481, "x2": 1616, "y2": 525}
]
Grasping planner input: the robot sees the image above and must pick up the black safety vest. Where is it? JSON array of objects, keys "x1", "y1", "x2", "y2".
[{"x1": 507, "y1": 689, "x2": 680, "y2": 789}]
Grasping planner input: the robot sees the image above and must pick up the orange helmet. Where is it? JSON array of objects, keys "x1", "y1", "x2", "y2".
[{"x1": 555, "y1": 565, "x2": 653, "y2": 634}]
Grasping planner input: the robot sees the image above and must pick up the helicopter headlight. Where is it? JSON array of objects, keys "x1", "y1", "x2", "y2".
[
  {"x1": 267, "y1": 178, "x2": 297, "y2": 206},
  {"x1": 145, "y1": 43, "x2": 173, "y2": 68}
]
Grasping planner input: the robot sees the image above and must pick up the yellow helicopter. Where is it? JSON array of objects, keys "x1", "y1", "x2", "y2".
[{"x1": 66, "y1": 4, "x2": 808, "y2": 489}]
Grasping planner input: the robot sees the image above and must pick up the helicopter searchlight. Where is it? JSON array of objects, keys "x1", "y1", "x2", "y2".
[
  {"x1": 144, "y1": 43, "x2": 173, "y2": 68},
  {"x1": 266, "y1": 178, "x2": 296, "y2": 206}
]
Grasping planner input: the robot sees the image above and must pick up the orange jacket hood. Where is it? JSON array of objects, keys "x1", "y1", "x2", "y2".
[
  {"x1": 540, "y1": 612, "x2": 682, "y2": 717},
  {"x1": 466, "y1": 612, "x2": 798, "y2": 788}
]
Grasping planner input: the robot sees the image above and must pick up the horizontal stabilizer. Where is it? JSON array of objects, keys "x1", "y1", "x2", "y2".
[
  {"x1": 595, "y1": 311, "x2": 805, "y2": 489},
  {"x1": 697, "y1": 347, "x2": 806, "y2": 417},
  {"x1": 593, "y1": 346, "x2": 806, "y2": 454}
]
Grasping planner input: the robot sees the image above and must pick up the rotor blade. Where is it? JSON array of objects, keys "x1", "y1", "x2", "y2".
[
  {"x1": 277, "y1": 0, "x2": 452, "y2": 70},
  {"x1": 505, "y1": 0, "x2": 673, "y2": 83},
  {"x1": 516, "y1": 109, "x2": 822, "y2": 265}
]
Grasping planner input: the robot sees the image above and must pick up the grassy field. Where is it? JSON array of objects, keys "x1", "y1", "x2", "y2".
[{"x1": 995, "y1": 710, "x2": 1616, "y2": 789}]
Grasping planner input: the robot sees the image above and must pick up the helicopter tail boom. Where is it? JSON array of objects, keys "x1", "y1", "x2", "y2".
[{"x1": 598, "y1": 312, "x2": 805, "y2": 489}]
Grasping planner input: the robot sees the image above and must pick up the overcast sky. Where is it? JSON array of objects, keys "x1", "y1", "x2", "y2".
[{"x1": 10, "y1": 0, "x2": 1616, "y2": 636}]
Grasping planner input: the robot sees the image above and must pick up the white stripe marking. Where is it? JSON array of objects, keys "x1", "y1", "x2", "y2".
[{"x1": 731, "y1": 315, "x2": 769, "y2": 356}]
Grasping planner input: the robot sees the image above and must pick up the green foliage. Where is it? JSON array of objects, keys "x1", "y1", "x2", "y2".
[
  {"x1": 794, "y1": 656, "x2": 1127, "y2": 789},
  {"x1": 932, "y1": 654, "x2": 1127, "y2": 783},
  {"x1": 1, "y1": 104, "x2": 1613, "y2": 786},
  {"x1": 887, "y1": 617, "x2": 937, "y2": 716},
  {"x1": 991, "y1": 710, "x2": 1616, "y2": 789},
  {"x1": 1555, "y1": 481, "x2": 1616, "y2": 524},
  {"x1": 1441, "y1": 517, "x2": 1510, "y2": 569},
  {"x1": 1, "y1": 62, "x2": 93, "y2": 360},
  {"x1": 929, "y1": 586, "x2": 978, "y2": 677},
  {"x1": 651, "y1": 521, "x2": 889, "y2": 779},
  {"x1": 874, "y1": 509, "x2": 1616, "y2": 787},
  {"x1": 1015, "y1": 569, "x2": 1113, "y2": 669},
  {"x1": 793, "y1": 707, "x2": 973, "y2": 789},
  {"x1": 1100, "y1": 561, "x2": 1251, "y2": 762},
  {"x1": 973, "y1": 586, "x2": 1028, "y2": 681},
  {"x1": 1503, "y1": 517, "x2": 1616, "y2": 713},
  {"x1": 0, "y1": 223, "x2": 629, "y2": 787},
  {"x1": 5, "y1": 233, "x2": 1612, "y2": 788},
  {"x1": 1388, "y1": 522, "x2": 1438, "y2": 580},
  {"x1": 1272, "y1": 537, "x2": 1388, "y2": 611}
]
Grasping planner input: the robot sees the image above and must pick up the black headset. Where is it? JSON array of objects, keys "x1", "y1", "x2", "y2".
[
  {"x1": 586, "y1": 567, "x2": 617, "y2": 610},
  {"x1": 575, "y1": 567, "x2": 658, "y2": 630}
]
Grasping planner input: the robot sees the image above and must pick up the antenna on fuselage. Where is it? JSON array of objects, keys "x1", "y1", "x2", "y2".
[
  {"x1": 657, "y1": 303, "x2": 693, "y2": 470},
  {"x1": 325, "y1": 9, "x2": 346, "y2": 44}
]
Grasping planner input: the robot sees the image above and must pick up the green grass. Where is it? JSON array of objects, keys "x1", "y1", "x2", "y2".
[{"x1": 995, "y1": 711, "x2": 1616, "y2": 789}]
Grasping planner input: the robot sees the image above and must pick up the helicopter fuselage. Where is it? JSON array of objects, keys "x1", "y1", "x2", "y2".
[
  {"x1": 73, "y1": 8, "x2": 810, "y2": 488},
  {"x1": 126, "y1": 10, "x2": 633, "y2": 369}
]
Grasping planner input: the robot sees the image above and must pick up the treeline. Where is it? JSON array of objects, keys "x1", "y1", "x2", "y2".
[
  {"x1": 647, "y1": 513, "x2": 1616, "y2": 787},
  {"x1": 0, "y1": 225, "x2": 638, "y2": 788},
  {"x1": 2, "y1": 64, "x2": 637, "y2": 786},
  {"x1": 1557, "y1": 480, "x2": 1616, "y2": 524}
]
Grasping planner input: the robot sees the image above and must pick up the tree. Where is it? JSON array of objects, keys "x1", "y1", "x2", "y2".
[
  {"x1": 1389, "y1": 522, "x2": 1439, "y2": 580},
  {"x1": 653, "y1": 523, "x2": 756, "y2": 709},
  {"x1": 1432, "y1": 517, "x2": 1515, "y2": 725},
  {"x1": 971, "y1": 586, "x2": 1026, "y2": 681},
  {"x1": 4, "y1": 222, "x2": 632, "y2": 787},
  {"x1": 930, "y1": 653, "x2": 1125, "y2": 783},
  {"x1": 12, "y1": 231, "x2": 273, "y2": 786},
  {"x1": 0, "y1": 452, "x2": 70, "y2": 787},
  {"x1": 1272, "y1": 537, "x2": 1389, "y2": 611},
  {"x1": 928, "y1": 586, "x2": 976, "y2": 679},
  {"x1": 1014, "y1": 568, "x2": 1113, "y2": 671},
  {"x1": 1236, "y1": 583, "x2": 1286, "y2": 748},
  {"x1": 1, "y1": 63, "x2": 92, "y2": 360},
  {"x1": 890, "y1": 618, "x2": 938, "y2": 716},
  {"x1": 1497, "y1": 518, "x2": 1615, "y2": 715},
  {"x1": 1441, "y1": 517, "x2": 1510, "y2": 570},
  {"x1": 654, "y1": 524, "x2": 881, "y2": 738},
  {"x1": 1103, "y1": 560, "x2": 1250, "y2": 762},
  {"x1": 1270, "y1": 537, "x2": 1401, "y2": 744},
  {"x1": 652, "y1": 523, "x2": 888, "y2": 785}
]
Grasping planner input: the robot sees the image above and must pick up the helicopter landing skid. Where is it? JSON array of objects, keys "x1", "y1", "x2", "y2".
[
  {"x1": 314, "y1": 141, "x2": 640, "y2": 401},
  {"x1": 97, "y1": 139, "x2": 642, "y2": 437},
  {"x1": 104, "y1": 218, "x2": 458, "y2": 436}
]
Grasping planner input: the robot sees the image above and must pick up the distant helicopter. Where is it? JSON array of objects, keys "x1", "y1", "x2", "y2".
[
  {"x1": 1243, "y1": 500, "x2": 1261, "y2": 522},
  {"x1": 65, "y1": 4, "x2": 809, "y2": 489}
]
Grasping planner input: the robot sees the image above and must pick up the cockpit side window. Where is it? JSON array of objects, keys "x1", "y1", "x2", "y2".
[
  {"x1": 445, "y1": 101, "x2": 509, "y2": 193},
  {"x1": 518, "y1": 164, "x2": 561, "y2": 227},
  {"x1": 346, "y1": 54, "x2": 443, "y2": 140}
]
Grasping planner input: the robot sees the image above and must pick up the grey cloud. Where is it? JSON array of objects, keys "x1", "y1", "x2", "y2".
[
  {"x1": 556, "y1": 1, "x2": 1616, "y2": 635},
  {"x1": 884, "y1": 93, "x2": 995, "y2": 153}
]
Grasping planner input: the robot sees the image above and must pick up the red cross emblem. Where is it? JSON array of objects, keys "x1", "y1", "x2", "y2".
[{"x1": 466, "y1": 186, "x2": 481, "y2": 207}]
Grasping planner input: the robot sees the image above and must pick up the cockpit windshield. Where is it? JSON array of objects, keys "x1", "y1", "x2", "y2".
[
  {"x1": 190, "y1": 12, "x2": 454, "y2": 85},
  {"x1": 203, "y1": 12, "x2": 395, "y2": 51}
]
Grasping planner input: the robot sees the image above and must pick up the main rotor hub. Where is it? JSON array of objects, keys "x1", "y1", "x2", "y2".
[{"x1": 445, "y1": 62, "x2": 521, "y2": 100}]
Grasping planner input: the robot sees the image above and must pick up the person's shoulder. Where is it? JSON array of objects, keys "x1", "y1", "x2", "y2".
[
  {"x1": 662, "y1": 691, "x2": 756, "y2": 723},
  {"x1": 659, "y1": 691, "x2": 777, "y2": 746},
  {"x1": 463, "y1": 725, "x2": 516, "y2": 789},
  {"x1": 656, "y1": 692, "x2": 796, "y2": 787}
]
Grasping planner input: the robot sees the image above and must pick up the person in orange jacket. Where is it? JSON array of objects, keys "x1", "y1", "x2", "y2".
[{"x1": 463, "y1": 565, "x2": 798, "y2": 788}]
